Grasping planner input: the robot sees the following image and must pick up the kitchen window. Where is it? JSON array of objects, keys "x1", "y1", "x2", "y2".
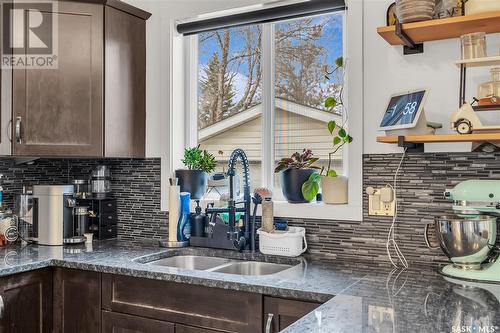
[
  {"x1": 172, "y1": 1, "x2": 363, "y2": 220},
  {"x1": 197, "y1": 24, "x2": 263, "y2": 192}
]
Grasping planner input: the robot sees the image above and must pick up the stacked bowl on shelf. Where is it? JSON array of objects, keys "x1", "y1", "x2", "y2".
[{"x1": 395, "y1": 0, "x2": 435, "y2": 23}]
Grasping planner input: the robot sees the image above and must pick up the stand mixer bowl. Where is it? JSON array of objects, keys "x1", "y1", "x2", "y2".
[{"x1": 433, "y1": 215, "x2": 497, "y2": 269}]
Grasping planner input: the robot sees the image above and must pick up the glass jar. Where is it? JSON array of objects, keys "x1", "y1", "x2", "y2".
[
  {"x1": 478, "y1": 68, "x2": 500, "y2": 106},
  {"x1": 0, "y1": 211, "x2": 18, "y2": 246},
  {"x1": 14, "y1": 189, "x2": 34, "y2": 242},
  {"x1": 461, "y1": 32, "x2": 487, "y2": 60},
  {"x1": 73, "y1": 179, "x2": 91, "y2": 199},
  {"x1": 91, "y1": 165, "x2": 111, "y2": 198}
]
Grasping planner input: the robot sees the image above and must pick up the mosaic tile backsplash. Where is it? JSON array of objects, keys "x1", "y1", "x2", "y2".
[
  {"x1": 0, "y1": 158, "x2": 167, "y2": 242},
  {"x1": 0, "y1": 152, "x2": 499, "y2": 267}
]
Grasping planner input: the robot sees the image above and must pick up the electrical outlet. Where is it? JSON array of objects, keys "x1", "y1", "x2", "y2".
[{"x1": 366, "y1": 187, "x2": 395, "y2": 216}]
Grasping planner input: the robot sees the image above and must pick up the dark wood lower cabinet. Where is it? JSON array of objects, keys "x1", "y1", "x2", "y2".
[
  {"x1": 0, "y1": 268, "x2": 53, "y2": 333},
  {"x1": 53, "y1": 268, "x2": 102, "y2": 333},
  {"x1": 102, "y1": 274, "x2": 262, "y2": 333},
  {"x1": 175, "y1": 324, "x2": 226, "y2": 333},
  {"x1": 263, "y1": 296, "x2": 321, "y2": 333},
  {"x1": 102, "y1": 311, "x2": 174, "y2": 333},
  {"x1": 0, "y1": 268, "x2": 322, "y2": 333}
]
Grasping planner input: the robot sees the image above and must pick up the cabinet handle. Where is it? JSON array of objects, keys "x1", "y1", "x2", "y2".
[
  {"x1": 265, "y1": 313, "x2": 274, "y2": 333},
  {"x1": 7, "y1": 119, "x2": 12, "y2": 143},
  {"x1": 15, "y1": 117, "x2": 22, "y2": 144},
  {"x1": 0, "y1": 295, "x2": 4, "y2": 320}
]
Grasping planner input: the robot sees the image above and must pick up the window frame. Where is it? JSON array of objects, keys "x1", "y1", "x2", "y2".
[{"x1": 169, "y1": 0, "x2": 363, "y2": 221}]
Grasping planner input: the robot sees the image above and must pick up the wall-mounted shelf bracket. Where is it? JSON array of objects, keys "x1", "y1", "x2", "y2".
[
  {"x1": 395, "y1": 21, "x2": 424, "y2": 55},
  {"x1": 397, "y1": 136, "x2": 424, "y2": 152}
]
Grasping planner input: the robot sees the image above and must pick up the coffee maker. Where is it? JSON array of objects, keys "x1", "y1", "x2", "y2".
[{"x1": 31, "y1": 185, "x2": 89, "y2": 245}]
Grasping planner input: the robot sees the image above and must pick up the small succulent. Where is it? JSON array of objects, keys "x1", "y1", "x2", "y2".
[
  {"x1": 182, "y1": 145, "x2": 217, "y2": 173},
  {"x1": 274, "y1": 149, "x2": 321, "y2": 173}
]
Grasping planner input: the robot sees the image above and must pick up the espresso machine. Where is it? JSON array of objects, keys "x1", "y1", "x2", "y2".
[
  {"x1": 25, "y1": 185, "x2": 89, "y2": 245},
  {"x1": 428, "y1": 180, "x2": 500, "y2": 283}
]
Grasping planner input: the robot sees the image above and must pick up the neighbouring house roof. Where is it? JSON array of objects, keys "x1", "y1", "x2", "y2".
[{"x1": 198, "y1": 98, "x2": 343, "y2": 141}]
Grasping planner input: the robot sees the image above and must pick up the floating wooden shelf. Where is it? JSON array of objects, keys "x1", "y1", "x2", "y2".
[
  {"x1": 377, "y1": 133, "x2": 500, "y2": 144},
  {"x1": 377, "y1": 12, "x2": 500, "y2": 46},
  {"x1": 455, "y1": 56, "x2": 500, "y2": 68},
  {"x1": 473, "y1": 105, "x2": 500, "y2": 112}
]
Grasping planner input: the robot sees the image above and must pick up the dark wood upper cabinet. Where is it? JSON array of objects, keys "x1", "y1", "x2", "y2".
[
  {"x1": 12, "y1": 0, "x2": 150, "y2": 158},
  {"x1": 104, "y1": 5, "x2": 147, "y2": 158},
  {"x1": 0, "y1": 268, "x2": 53, "y2": 333}
]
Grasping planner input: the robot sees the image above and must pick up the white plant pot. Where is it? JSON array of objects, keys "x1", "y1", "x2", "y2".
[{"x1": 321, "y1": 175, "x2": 348, "y2": 204}]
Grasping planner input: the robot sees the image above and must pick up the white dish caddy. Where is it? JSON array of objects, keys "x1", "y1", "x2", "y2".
[{"x1": 257, "y1": 227, "x2": 307, "y2": 257}]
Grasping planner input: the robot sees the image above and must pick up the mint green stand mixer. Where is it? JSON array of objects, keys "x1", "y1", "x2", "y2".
[{"x1": 427, "y1": 180, "x2": 500, "y2": 283}]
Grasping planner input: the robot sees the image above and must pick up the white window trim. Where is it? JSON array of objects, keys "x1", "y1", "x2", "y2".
[{"x1": 166, "y1": 0, "x2": 363, "y2": 221}]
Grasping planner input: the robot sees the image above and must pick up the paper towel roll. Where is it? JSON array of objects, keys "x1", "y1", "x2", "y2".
[{"x1": 168, "y1": 185, "x2": 181, "y2": 242}]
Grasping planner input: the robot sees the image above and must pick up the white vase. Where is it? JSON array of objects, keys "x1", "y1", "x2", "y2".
[{"x1": 321, "y1": 175, "x2": 348, "y2": 204}]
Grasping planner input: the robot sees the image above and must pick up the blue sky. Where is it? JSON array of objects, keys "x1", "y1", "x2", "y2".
[{"x1": 198, "y1": 13, "x2": 344, "y2": 78}]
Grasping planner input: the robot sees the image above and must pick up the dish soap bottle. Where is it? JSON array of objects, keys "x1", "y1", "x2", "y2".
[{"x1": 177, "y1": 192, "x2": 191, "y2": 242}]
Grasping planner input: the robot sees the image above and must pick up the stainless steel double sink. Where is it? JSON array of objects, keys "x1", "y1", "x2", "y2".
[{"x1": 146, "y1": 255, "x2": 297, "y2": 276}]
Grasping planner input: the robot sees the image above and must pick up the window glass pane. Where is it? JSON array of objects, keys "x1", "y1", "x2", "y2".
[
  {"x1": 197, "y1": 25, "x2": 262, "y2": 197},
  {"x1": 274, "y1": 13, "x2": 344, "y2": 201}
]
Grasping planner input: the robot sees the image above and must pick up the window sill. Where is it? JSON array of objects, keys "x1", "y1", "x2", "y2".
[{"x1": 273, "y1": 201, "x2": 362, "y2": 221}]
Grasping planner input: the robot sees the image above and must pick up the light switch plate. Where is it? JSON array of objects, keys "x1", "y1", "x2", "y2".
[{"x1": 368, "y1": 188, "x2": 395, "y2": 216}]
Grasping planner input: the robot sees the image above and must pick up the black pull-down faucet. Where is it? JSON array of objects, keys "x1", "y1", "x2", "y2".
[{"x1": 206, "y1": 149, "x2": 253, "y2": 252}]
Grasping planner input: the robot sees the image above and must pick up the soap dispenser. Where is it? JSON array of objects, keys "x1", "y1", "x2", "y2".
[{"x1": 190, "y1": 200, "x2": 206, "y2": 237}]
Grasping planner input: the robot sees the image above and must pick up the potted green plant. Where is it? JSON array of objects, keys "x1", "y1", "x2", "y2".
[
  {"x1": 320, "y1": 120, "x2": 352, "y2": 204},
  {"x1": 275, "y1": 149, "x2": 321, "y2": 203},
  {"x1": 302, "y1": 56, "x2": 353, "y2": 204},
  {"x1": 175, "y1": 145, "x2": 216, "y2": 199}
]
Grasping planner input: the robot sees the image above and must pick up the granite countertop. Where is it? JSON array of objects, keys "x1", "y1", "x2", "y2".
[{"x1": 0, "y1": 239, "x2": 498, "y2": 333}]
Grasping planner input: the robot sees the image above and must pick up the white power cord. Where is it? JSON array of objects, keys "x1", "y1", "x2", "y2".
[{"x1": 386, "y1": 148, "x2": 409, "y2": 269}]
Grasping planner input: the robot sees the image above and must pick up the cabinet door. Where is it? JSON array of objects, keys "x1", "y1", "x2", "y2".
[
  {"x1": 12, "y1": 1, "x2": 103, "y2": 157},
  {"x1": 53, "y1": 268, "x2": 101, "y2": 333},
  {"x1": 104, "y1": 6, "x2": 146, "y2": 157},
  {"x1": 263, "y1": 297, "x2": 321, "y2": 333},
  {"x1": 102, "y1": 274, "x2": 262, "y2": 333},
  {"x1": 175, "y1": 324, "x2": 227, "y2": 333},
  {"x1": 0, "y1": 52, "x2": 12, "y2": 155},
  {"x1": 102, "y1": 311, "x2": 174, "y2": 333},
  {"x1": 0, "y1": 268, "x2": 52, "y2": 333}
]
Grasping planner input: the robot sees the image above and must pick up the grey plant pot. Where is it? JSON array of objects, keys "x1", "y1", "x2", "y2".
[
  {"x1": 175, "y1": 169, "x2": 207, "y2": 199},
  {"x1": 280, "y1": 168, "x2": 316, "y2": 203}
]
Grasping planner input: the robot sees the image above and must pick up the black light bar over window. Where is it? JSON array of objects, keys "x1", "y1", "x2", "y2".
[{"x1": 177, "y1": 0, "x2": 346, "y2": 35}]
